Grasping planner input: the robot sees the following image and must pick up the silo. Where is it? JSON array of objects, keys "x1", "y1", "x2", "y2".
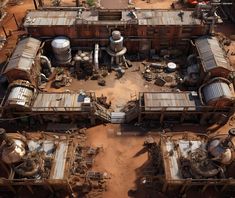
[
  {"x1": 202, "y1": 80, "x2": 234, "y2": 107},
  {"x1": 51, "y1": 36, "x2": 72, "y2": 65}
]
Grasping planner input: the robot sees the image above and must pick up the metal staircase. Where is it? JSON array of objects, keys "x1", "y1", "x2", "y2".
[{"x1": 93, "y1": 102, "x2": 111, "y2": 123}]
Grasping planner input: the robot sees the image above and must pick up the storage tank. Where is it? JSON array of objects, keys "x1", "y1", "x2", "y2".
[
  {"x1": 51, "y1": 36, "x2": 72, "y2": 65},
  {"x1": 109, "y1": 31, "x2": 124, "y2": 53},
  {"x1": 107, "y1": 30, "x2": 127, "y2": 66},
  {"x1": 4, "y1": 80, "x2": 35, "y2": 111},
  {"x1": 207, "y1": 128, "x2": 235, "y2": 165},
  {"x1": 0, "y1": 128, "x2": 26, "y2": 164},
  {"x1": 201, "y1": 79, "x2": 234, "y2": 107}
]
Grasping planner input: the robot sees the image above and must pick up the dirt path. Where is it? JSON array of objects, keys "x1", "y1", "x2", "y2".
[
  {"x1": 86, "y1": 124, "x2": 151, "y2": 198},
  {"x1": 100, "y1": 0, "x2": 128, "y2": 9}
]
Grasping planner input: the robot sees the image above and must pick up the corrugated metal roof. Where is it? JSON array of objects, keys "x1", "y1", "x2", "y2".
[
  {"x1": 24, "y1": 10, "x2": 200, "y2": 26},
  {"x1": 195, "y1": 36, "x2": 232, "y2": 72},
  {"x1": 143, "y1": 92, "x2": 197, "y2": 111},
  {"x1": 51, "y1": 141, "x2": 68, "y2": 179},
  {"x1": 4, "y1": 38, "x2": 41, "y2": 73},
  {"x1": 32, "y1": 92, "x2": 91, "y2": 112},
  {"x1": 137, "y1": 10, "x2": 200, "y2": 25},
  {"x1": 24, "y1": 11, "x2": 77, "y2": 26},
  {"x1": 202, "y1": 81, "x2": 233, "y2": 104}
]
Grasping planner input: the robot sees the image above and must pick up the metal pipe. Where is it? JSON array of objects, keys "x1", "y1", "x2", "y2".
[
  {"x1": 40, "y1": 73, "x2": 48, "y2": 82},
  {"x1": 40, "y1": 55, "x2": 52, "y2": 72},
  {"x1": 94, "y1": 44, "x2": 99, "y2": 70}
]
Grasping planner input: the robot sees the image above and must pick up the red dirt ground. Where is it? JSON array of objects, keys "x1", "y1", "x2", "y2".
[
  {"x1": 86, "y1": 124, "x2": 154, "y2": 198},
  {"x1": 100, "y1": 0, "x2": 128, "y2": 9},
  {"x1": 0, "y1": 0, "x2": 33, "y2": 64},
  {"x1": 133, "y1": 0, "x2": 175, "y2": 9}
]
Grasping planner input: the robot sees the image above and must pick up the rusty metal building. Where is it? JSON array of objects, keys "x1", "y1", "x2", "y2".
[
  {"x1": 0, "y1": 130, "x2": 106, "y2": 195},
  {"x1": 23, "y1": 10, "x2": 209, "y2": 53},
  {"x1": 2, "y1": 37, "x2": 41, "y2": 86},
  {"x1": 139, "y1": 90, "x2": 235, "y2": 124},
  {"x1": 195, "y1": 36, "x2": 233, "y2": 78},
  {"x1": 145, "y1": 132, "x2": 235, "y2": 193}
]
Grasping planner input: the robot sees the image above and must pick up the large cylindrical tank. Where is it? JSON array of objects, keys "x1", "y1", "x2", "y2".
[
  {"x1": 51, "y1": 36, "x2": 72, "y2": 65},
  {"x1": 208, "y1": 139, "x2": 232, "y2": 164},
  {"x1": 5, "y1": 80, "x2": 35, "y2": 111},
  {"x1": 110, "y1": 31, "x2": 124, "y2": 53},
  {"x1": 202, "y1": 81, "x2": 233, "y2": 107},
  {"x1": 0, "y1": 128, "x2": 26, "y2": 164}
]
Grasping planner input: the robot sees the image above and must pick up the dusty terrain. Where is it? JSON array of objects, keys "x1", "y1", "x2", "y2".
[
  {"x1": 101, "y1": 0, "x2": 128, "y2": 9},
  {"x1": 0, "y1": 1, "x2": 235, "y2": 197},
  {"x1": 133, "y1": 0, "x2": 175, "y2": 9},
  {"x1": 86, "y1": 124, "x2": 149, "y2": 198},
  {"x1": 45, "y1": 62, "x2": 173, "y2": 111},
  {"x1": 0, "y1": 0, "x2": 33, "y2": 64}
]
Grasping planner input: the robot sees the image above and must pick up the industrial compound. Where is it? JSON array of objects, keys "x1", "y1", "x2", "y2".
[{"x1": 0, "y1": 0, "x2": 235, "y2": 197}]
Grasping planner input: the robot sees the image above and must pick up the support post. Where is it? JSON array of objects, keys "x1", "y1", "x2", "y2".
[
  {"x1": 162, "y1": 182, "x2": 168, "y2": 192},
  {"x1": 1, "y1": 25, "x2": 7, "y2": 37},
  {"x1": 201, "y1": 182, "x2": 210, "y2": 192},
  {"x1": 180, "y1": 179, "x2": 191, "y2": 194},
  {"x1": 75, "y1": 0, "x2": 80, "y2": 7},
  {"x1": 12, "y1": 14, "x2": 19, "y2": 29},
  {"x1": 26, "y1": 185, "x2": 34, "y2": 194},
  {"x1": 44, "y1": 181, "x2": 54, "y2": 193},
  {"x1": 160, "y1": 108, "x2": 166, "y2": 124},
  {"x1": 180, "y1": 107, "x2": 188, "y2": 123},
  {"x1": 33, "y1": 0, "x2": 38, "y2": 9}
]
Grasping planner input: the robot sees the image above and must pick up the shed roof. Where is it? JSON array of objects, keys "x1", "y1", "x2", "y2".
[
  {"x1": 23, "y1": 10, "x2": 201, "y2": 27},
  {"x1": 136, "y1": 10, "x2": 200, "y2": 26},
  {"x1": 143, "y1": 92, "x2": 199, "y2": 111},
  {"x1": 24, "y1": 11, "x2": 77, "y2": 26},
  {"x1": 3, "y1": 37, "x2": 41, "y2": 74},
  {"x1": 32, "y1": 92, "x2": 92, "y2": 112},
  {"x1": 195, "y1": 36, "x2": 233, "y2": 73}
]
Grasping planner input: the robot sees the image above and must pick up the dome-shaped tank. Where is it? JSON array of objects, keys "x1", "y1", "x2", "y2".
[
  {"x1": 51, "y1": 36, "x2": 72, "y2": 65},
  {"x1": 5, "y1": 80, "x2": 35, "y2": 111},
  {"x1": 202, "y1": 80, "x2": 234, "y2": 107},
  {"x1": 0, "y1": 128, "x2": 26, "y2": 164}
]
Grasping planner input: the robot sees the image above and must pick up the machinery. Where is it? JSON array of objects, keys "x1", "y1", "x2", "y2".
[
  {"x1": 106, "y1": 30, "x2": 127, "y2": 69},
  {"x1": 0, "y1": 128, "x2": 107, "y2": 195},
  {"x1": 143, "y1": 129, "x2": 235, "y2": 193}
]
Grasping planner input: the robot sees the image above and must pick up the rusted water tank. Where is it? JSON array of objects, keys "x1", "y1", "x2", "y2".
[
  {"x1": 0, "y1": 128, "x2": 26, "y2": 164},
  {"x1": 4, "y1": 80, "x2": 35, "y2": 111},
  {"x1": 51, "y1": 36, "x2": 72, "y2": 65},
  {"x1": 202, "y1": 80, "x2": 234, "y2": 107}
]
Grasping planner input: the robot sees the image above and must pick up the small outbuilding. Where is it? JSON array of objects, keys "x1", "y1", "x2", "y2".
[
  {"x1": 3, "y1": 37, "x2": 41, "y2": 85},
  {"x1": 195, "y1": 36, "x2": 233, "y2": 78}
]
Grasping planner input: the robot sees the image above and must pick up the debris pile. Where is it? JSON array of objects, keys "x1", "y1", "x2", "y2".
[
  {"x1": 142, "y1": 62, "x2": 179, "y2": 87},
  {"x1": 51, "y1": 68, "x2": 72, "y2": 88}
]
